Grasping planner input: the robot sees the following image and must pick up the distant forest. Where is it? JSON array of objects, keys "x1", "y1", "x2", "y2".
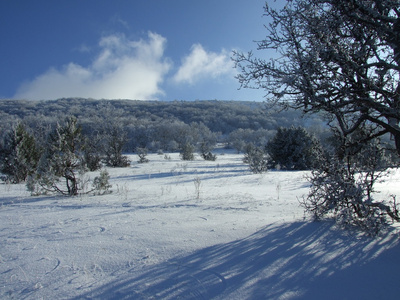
[{"x1": 0, "y1": 98, "x2": 330, "y2": 153}]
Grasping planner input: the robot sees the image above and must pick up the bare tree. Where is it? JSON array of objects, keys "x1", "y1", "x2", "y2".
[
  {"x1": 233, "y1": 0, "x2": 400, "y2": 231},
  {"x1": 233, "y1": 0, "x2": 400, "y2": 154}
]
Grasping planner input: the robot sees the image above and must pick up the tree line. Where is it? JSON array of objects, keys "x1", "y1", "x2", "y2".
[
  {"x1": 0, "y1": 98, "x2": 335, "y2": 196},
  {"x1": 0, "y1": 98, "x2": 336, "y2": 156}
]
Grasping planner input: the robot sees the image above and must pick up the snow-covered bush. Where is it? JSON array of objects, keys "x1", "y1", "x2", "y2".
[
  {"x1": 93, "y1": 169, "x2": 112, "y2": 195},
  {"x1": 136, "y1": 147, "x2": 150, "y2": 163},
  {"x1": 243, "y1": 143, "x2": 268, "y2": 174},
  {"x1": 301, "y1": 142, "x2": 400, "y2": 235}
]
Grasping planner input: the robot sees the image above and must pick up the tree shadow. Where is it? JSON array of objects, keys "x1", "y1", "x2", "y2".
[
  {"x1": 0, "y1": 195, "x2": 62, "y2": 206},
  {"x1": 75, "y1": 221, "x2": 400, "y2": 299}
]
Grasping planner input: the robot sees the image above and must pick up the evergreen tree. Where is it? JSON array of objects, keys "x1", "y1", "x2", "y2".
[
  {"x1": 0, "y1": 123, "x2": 41, "y2": 183},
  {"x1": 180, "y1": 142, "x2": 195, "y2": 161},
  {"x1": 266, "y1": 126, "x2": 322, "y2": 170},
  {"x1": 31, "y1": 117, "x2": 86, "y2": 196}
]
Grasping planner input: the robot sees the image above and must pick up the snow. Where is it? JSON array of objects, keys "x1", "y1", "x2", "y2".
[{"x1": 1, "y1": 152, "x2": 399, "y2": 299}]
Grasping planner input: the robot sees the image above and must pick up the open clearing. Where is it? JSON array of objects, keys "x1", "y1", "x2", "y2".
[{"x1": 1, "y1": 152, "x2": 399, "y2": 299}]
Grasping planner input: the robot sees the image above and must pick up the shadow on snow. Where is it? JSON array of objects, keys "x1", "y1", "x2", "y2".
[
  {"x1": 76, "y1": 221, "x2": 400, "y2": 300},
  {"x1": 113, "y1": 168, "x2": 249, "y2": 183}
]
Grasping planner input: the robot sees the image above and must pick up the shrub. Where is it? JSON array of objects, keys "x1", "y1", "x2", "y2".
[
  {"x1": 199, "y1": 141, "x2": 217, "y2": 161},
  {"x1": 201, "y1": 152, "x2": 217, "y2": 161},
  {"x1": 243, "y1": 144, "x2": 268, "y2": 173},
  {"x1": 180, "y1": 142, "x2": 195, "y2": 161},
  {"x1": 136, "y1": 147, "x2": 150, "y2": 163},
  {"x1": 301, "y1": 141, "x2": 400, "y2": 235},
  {"x1": 266, "y1": 126, "x2": 322, "y2": 170},
  {"x1": 93, "y1": 169, "x2": 112, "y2": 195}
]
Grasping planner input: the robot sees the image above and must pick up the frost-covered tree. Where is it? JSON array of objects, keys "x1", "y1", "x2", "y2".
[
  {"x1": 228, "y1": 128, "x2": 273, "y2": 153},
  {"x1": 0, "y1": 123, "x2": 41, "y2": 183},
  {"x1": 30, "y1": 117, "x2": 86, "y2": 196},
  {"x1": 301, "y1": 140, "x2": 400, "y2": 234},
  {"x1": 233, "y1": 0, "x2": 400, "y2": 155},
  {"x1": 180, "y1": 142, "x2": 195, "y2": 161},
  {"x1": 266, "y1": 126, "x2": 322, "y2": 170},
  {"x1": 233, "y1": 0, "x2": 400, "y2": 231},
  {"x1": 103, "y1": 125, "x2": 130, "y2": 167},
  {"x1": 96, "y1": 103, "x2": 130, "y2": 168},
  {"x1": 190, "y1": 122, "x2": 218, "y2": 153}
]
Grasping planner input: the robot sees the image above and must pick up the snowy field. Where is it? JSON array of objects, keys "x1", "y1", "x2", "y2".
[{"x1": 1, "y1": 152, "x2": 400, "y2": 299}]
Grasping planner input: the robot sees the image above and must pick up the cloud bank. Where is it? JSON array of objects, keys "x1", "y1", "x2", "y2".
[
  {"x1": 15, "y1": 32, "x2": 171, "y2": 100},
  {"x1": 173, "y1": 44, "x2": 234, "y2": 84},
  {"x1": 14, "y1": 33, "x2": 235, "y2": 100}
]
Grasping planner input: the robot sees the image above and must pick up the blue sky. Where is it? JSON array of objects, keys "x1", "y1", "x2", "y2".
[{"x1": 0, "y1": 0, "x2": 272, "y2": 101}]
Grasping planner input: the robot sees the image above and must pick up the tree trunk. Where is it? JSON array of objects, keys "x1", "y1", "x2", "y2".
[{"x1": 395, "y1": 133, "x2": 400, "y2": 157}]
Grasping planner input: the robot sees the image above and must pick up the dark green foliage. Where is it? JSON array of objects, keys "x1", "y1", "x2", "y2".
[
  {"x1": 200, "y1": 142, "x2": 217, "y2": 161},
  {"x1": 243, "y1": 144, "x2": 268, "y2": 174},
  {"x1": 266, "y1": 126, "x2": 322, "y2": 170},
  {"x1": 180, "y1": 142, "x2": 195, "y2": 161},
  {"x1": 0, "y1": 123, "x2": 41, "y2": 183},
  {"x1": 201, "y1": 151, "x2": 217, "y2": 161}
]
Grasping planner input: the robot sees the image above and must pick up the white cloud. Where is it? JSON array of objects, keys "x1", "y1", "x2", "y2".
[
  {"x1": 14, "y1": 32, "x2": 171, "y2": 100},
  {"x1": 173, "y1": 44, "x2": 234, "y2": 84}
]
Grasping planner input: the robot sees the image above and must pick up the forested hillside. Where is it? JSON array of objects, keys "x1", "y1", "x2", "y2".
[{"x1": 0, "y1": 98, "x2": 328, "y2": 152}]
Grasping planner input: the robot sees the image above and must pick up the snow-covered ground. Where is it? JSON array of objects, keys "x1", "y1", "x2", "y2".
[{"x1": 1, "y1": 152, "x2": 399, "y2": 299}]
